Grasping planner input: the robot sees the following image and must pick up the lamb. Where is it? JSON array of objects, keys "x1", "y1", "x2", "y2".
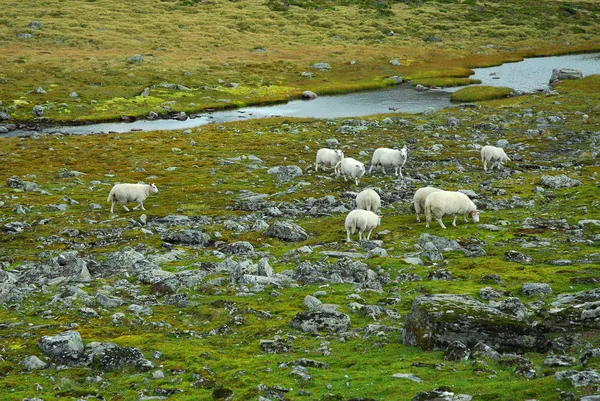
[
  {"x1": 424, "y1": 190, "x2": 479, "y2": 229},
  {"x1": 356, "y1": 188, "x2": 381, "y2": 213},
  {"x1": 345, "y1": 209, "x2": 381, "y2": 242},
  {"x1": 412, "y1": 186, "x2": 443, "y2": 222},
  {"x1": 107, "y1": 183, "x2": 158, "y2": 213},
  {"x1": 315, "y1": 148, "x2": 344, "y2": 172},
  {"x1": 336, "y1": 157, "x2": 366, "y2": 186},
  {"x1": 369, "y1": 145, "x2": 407, "y2": 177},
  {"x1": 481, "y1": 145, "x2": 510, "y2": 171}
]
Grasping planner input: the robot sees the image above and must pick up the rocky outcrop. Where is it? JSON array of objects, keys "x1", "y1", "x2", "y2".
[{"x1": 402, "y1": 294, "x2": 549, "y2": 353}]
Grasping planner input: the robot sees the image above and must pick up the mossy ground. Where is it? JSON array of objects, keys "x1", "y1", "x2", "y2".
[
  {"x1": 1, "y1": 74, "x2": 600, "y2": 400},
  {"x1": 1, "y1": 0, "x2": 600, "y2": 123}
]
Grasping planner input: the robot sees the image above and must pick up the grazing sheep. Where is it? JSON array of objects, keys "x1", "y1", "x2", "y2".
[
  {"x1": 315, "y1": 148, "x2": 344, "y2": 172},
  {"x1": 356, "y1": 189, "x2": 381, "y2": 213},
  {"x1": 481, "y1": 145, "x2": 510, "y2": 171},
  {"x1": 412, "y1": 186, "x2": 443, "y2": 222},
  {"x1": 369, "y1": 145, "x2": 407, "y2": 177},
  {"x1": 107, "y1": 183, "x2": 158, "y2": 213},
  {"x1": 345, "y1": 209, "x2": 381, "y2": 242},
  {"x1": 424, "y1": 190, "x2": 479, "y2": 229},
  {"x1": 336, "y1": 157, "x2": 366, "y2": 186}
]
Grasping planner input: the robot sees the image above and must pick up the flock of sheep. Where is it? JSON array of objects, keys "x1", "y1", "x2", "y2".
[
  {"x1": 105, "y1": 144, "x2": 511, "y2": 242},
  {"x1": 318, "y1": 144, "x2": 509, "y2": 242}
]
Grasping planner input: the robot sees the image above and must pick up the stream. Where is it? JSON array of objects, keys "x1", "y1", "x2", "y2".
[{"x1": 4, "y1": 52, "x2": 600, "y2": 137}]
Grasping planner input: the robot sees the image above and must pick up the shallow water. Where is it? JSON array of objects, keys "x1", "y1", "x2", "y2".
[{"x1": 6, "y1": 53, "x2": 600, "y2": 136}]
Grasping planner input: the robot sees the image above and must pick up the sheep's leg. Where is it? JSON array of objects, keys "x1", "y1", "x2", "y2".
[
  {"x1": 380, "y1": 165, "x2": 386, "y2": 175},
  {"x1": 355, "y1": 177, "x2": 360, "y2": 186},
  {"x1": 346, "y1": 229, "x2": 352, "y2": 242},
  {"x1": 133, "y1": 202, "x2": 145, "y2": 211},
  {"x1": 483, "y1": 160, "x2": 487, "y2": 171},
  {"x1": 366, "y1": 229, "x2": 372, "y2": 240},
  {"x1": 343, "y1": 174, "x2": 348, "y2": 182},
  {"x1": 121, "y1": 202, "x2": 130, "y2": 212},
  {"x1": 452, "y1": 215, "x2": 457, "y2": 227},
  {"x1": 315, "y1": 162, "x2": 319, "y2": 172},
  {"x1": 437, "y1": 218, "x2": 447, "y2": 229},
  {"x1": 110, "y1": 201, "x2": 115, "y2": 214},
  {"x1": 463, "y1": 214, "x2": 469, "y2": 223},
  {"x1": 368, "y1": 165, "x2": 374, "y2": 175},
  {"x1": 416, "y1": 214, "x2": 421, "y2": 223},
  {"x1": 398, "y1": 167, "x2": 403, "y2": 179}
]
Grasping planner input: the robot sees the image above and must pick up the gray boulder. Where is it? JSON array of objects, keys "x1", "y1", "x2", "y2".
[
  {"x1": 556, "y1": 370, "x2": 600, "y2": 387},
  {"x1": 545, "y1": 289, "x2": 600, "y2": 330},
  {"x1": 504, "y1": 250, "x2": 532, "y2": 264},
  {"x1": 540, "y1": 174, "x2": 581, "y2": 189},
  {"x1": 0, "y1": 111, "x2": 11, "y2": 120},
  {"x1": 266, "y1": 221, "x2": 308, "y2": 242},
  {"x1": 127, "y1": 54, "x2": 143, "y2": 63},
  {"x1": 301, "y1": 91, "x2": 317, "y2": 99},
  {"x1": 402, "y1": 294, "x2": 548, "y2": 352},
  {"x1": 32, "y1": 105, "x2": 45, "y2": 117},
  {"x1": 38, "y1": 331, "x2": 84, "y2": 366},
  {"x1": 160, "y1": 229, "x2": 210, "y2": 246},
  {"x1": 86, "y1": 342, "x2": 154, "y2": 372},
  {"x1": 521, "y1": 283, "x2": 552, "y2": 297},
  {"x1": 312, "y1": 62, "x2": 330, "y2": 70},
  {"x1": 267, "y1": 165, "x2": 303, "y2": 182},
  {"x1": 220, "y1": 241, "x2": 254, "y2": 255},
  {"x1": 290, "y1": 310, "x2": 351, "y2": 334},
  {"x1": 20, "y1": 355, "x2": 47, "y2": 370},
  {"x1": 550, "y1": 68, "x2": 583, "y2": 83}
]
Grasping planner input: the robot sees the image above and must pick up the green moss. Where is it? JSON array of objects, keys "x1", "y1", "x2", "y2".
[{"x1": 450, "y1": 85, "x2": 513, "y2": 102}]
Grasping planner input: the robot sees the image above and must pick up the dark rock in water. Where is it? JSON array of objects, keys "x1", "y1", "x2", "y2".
[
  {"x1": 550, "y1": 68, "x2": 583, "y2": 83},
  {"x1": 403, "y1": 294, "x2": 549, "y2": 353},
  {"x1": 290, "y1": 310, "x2": 351, "y2": 334},
  {"x1": 443, "y1": 341, "x2": 469, "y2": 361},
  {"x1": 301, "y1": 90, "x2": 318, "y2": 99},
  {"x1": 266, "y1": 221, "x2": 308, "y2": 242},
  {"x1": 504, "y1": 250, "x2": 532, "y2": 264},
  {"x1": 540, "y1": 174, "x2": 581, "y2": 189},
  {"x1": 160, "y1": 229, "x2": 210, "y2": 246}
]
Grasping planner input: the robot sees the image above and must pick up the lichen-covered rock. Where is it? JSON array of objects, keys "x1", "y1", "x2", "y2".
[
  {"x1": 545, "y1": 289, "x2": 600, "y2": 330},
  {"x1": 540, "y1": 174, "x2": 581, "y2": 189},
  {"x1": 160, "y1": 229, "x2": 210, "y2": 246},
  {"x1": 87, "y1": 342, "x2": 153, "y2": 372},
  {"x1": 444, "y1": 341, "x2": 469, "y2": 361},
  {"x1": 504, "y1": 250, "x2": 532, "y2": 264},
  {"x1": 402, "y1": 294, "x2": 548, "y2": 353},
  {"x1": 266, "y1": 221, "x2": 308, "y2": 242},
  {"x1": 38, "y1": 331, "x2": 85, "y2": 366},
  {"x1": 290, "y1": 310, "x2": 351, "y2": 334},
  {"x1": 267, "y1": 165, "x2": 303, "y2": 182}
]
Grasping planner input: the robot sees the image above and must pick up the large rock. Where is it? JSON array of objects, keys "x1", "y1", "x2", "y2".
[
  {"x1": 402, "y1": 294, "x2": 548, "y2": 353},
  {"x1": 266, "y1": 221, "x2": 308, "y2": 242},
  {"x1": 290, "y1": 310, "x2": 351, "y2": 334},
  {"x1": 87, "y1": 342, "x2": 153, "y2": 372},
  {"x1": 267, "y1": 165, "x2": 303, "y2": 182},
  {"x1": 160, "y1": 229, "x2": 210, "y2": 246},
  {"x1": 301, "y1": 90, "x2": 317, "y2": 99},
  {"x1": 544, "y1": 288, "x2": 600, "y2": 330},
  {"x1": 38, "y1": 331, "x2": 85, "y2": 366},
  {"x1": 550, "y1": 68, "x2": 583, "y2": 83},
  {"x1": 540, "y1": 174, "x2": 581, "y2": 189}
]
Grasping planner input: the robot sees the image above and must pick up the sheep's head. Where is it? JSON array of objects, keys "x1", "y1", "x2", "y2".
[
  {"x1": 335, "y1": 149, "x2": 344, "y2": 158},
  {"x1": 150, "y1": 183, "x2": 159, "y2": 193},
  {"x1": 469, "y1": 210, "x2": 480, "y2": 223},
  {"x1": 400, "y1": 145, "x2": 408, "y2": 159}
]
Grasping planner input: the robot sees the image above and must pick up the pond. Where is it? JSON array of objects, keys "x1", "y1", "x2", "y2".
[{"x1": 6, "y1": 52, "x2": 600, "y2": 136}]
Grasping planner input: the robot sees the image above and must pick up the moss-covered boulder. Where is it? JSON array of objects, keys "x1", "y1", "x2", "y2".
[{"x1": 402, "y1": 294, "x2": 549, "y2": 353}]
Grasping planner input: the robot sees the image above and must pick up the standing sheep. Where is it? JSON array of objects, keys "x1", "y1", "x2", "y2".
[
  {"x1": 336, "y1": 157, "x2": 366, "y2": 186},
  {"x1": 412, "y1": 186, "x2": 443, "y2": 222},
  {"x1": 481, "y1": 145, "x2": 511, "y2": 171},
  {"x1": 345, "y1": 209, "x2": 381, "y2": 242},
  {"x1": 424, "y1": 191, "x2": 479, "y2": 229},
  {"x1": 369, "y1": 145, "x2": 407, "y2": 177},
  {"x1": 315, "y1": 148, "x2": 344, "y2": 172},
  {"x1": 356, "y1": 188, "x2": 381, "y2": 213},
  {"x1": 107, "y1": 183, "x2": 158, "y2": 213}
]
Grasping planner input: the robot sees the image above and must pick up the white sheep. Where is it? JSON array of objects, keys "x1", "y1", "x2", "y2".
[
  {"x1": 481, "y1": 145, "x2": 510, "y2": 171},
  {"x1": 336, "y1": 157, "x2": 366, "y2": 186},
  {"x1": 107, "y1": 183, "x2": 158, "y2": 213},
  {"x1": 315, "y1": 148, "x2": 344, "y2": 172},
  {"x1": 424, "y1": 190, "x2": 479, "y2": 229},
  {"x1": 369, "y1": 145, "x2": 407, "y2": 177},
  {"x1": 412, "y1": 186, "x2": 443, "y2": 222},
  {"x1": 356, "y1": 188, "x2": 381, "y2": 213},
  {"x1": 345, "y1": 209, "x2": 381, "y2": 242}
]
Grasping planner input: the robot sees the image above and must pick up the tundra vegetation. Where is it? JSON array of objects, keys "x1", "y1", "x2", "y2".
[{"x1": 1, "y1": 1, "x2": 600, "y2": 400}]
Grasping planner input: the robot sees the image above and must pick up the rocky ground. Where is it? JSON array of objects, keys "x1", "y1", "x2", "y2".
[{"x1": 1, "y1": 75, "x2": 600, "y2": 400}]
